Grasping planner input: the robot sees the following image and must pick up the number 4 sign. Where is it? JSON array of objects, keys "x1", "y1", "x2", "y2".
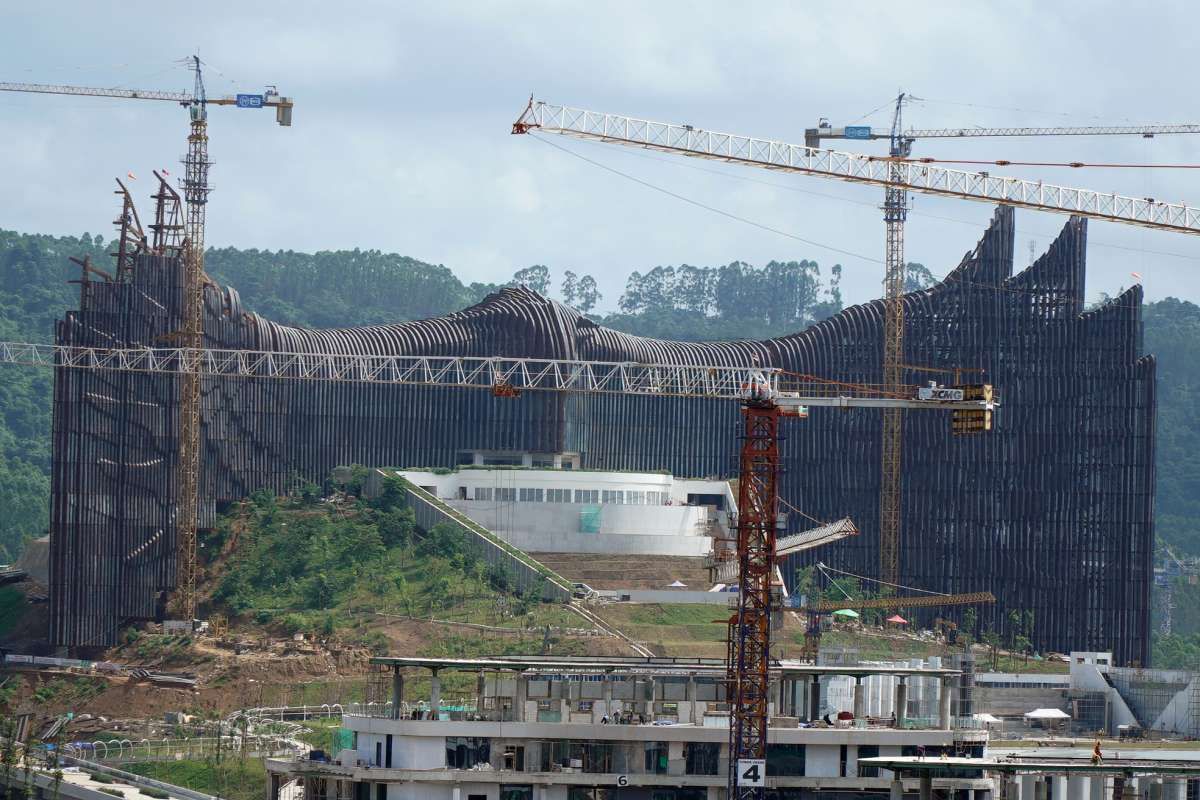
[{"x1": 738, "y1": 758, "x2": 766, "y2": 786}]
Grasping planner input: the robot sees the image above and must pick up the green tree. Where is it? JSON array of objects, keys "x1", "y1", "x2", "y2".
[
  {"x1": 904, "y1": 262, "x2": 937, "y2": 292},
  {"x1": 511, "y1": 265, "x2": 551, "y2": 295},
  {"x1": 560, "y1": 270, "x2": 578, "y2": 305},
  {"x1": 575, "y1": 275, "x2": 601, "y2": 313},
  {"x1": 961, "y1": 606, "x2": 978, "y2": 639}
]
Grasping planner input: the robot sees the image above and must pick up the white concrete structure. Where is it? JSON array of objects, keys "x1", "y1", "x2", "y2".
[
  {"x1": 974, "y1": 652, "x2": 1200, "y2": 737},
  {"x1": 266, "y1": 656, "x2": 990, "y2": 800},
  {"x1": 389, "y1": 466, "x2": 735, "y2": 557}
]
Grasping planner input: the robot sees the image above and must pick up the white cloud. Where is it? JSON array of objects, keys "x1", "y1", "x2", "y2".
[{"x1": 3, "y1": 1, "x2": 1200, "y2": 312}]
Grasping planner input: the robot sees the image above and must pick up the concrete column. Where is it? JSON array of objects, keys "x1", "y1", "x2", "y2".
[
  {"x1": 895, "y1": 679, "x2": 908, "y2": 728},
  {"x1": 1022, "y1": 774, "x2": 1038, "y2": 800},
  {"x1": 604, "y1": 675, "x2": 614, "y2": 718},
  {"x1": 1149, "y1": 779, "x2": 1163, "y2": 800},
  {"x1": 939, "y1": 677, "x2": 953, "y2": 729},
  {"x1": 1164, "y1": 779, "x2": 1186, "y2": 800},
  {"x1": 810, "y1": 675, "x2": 822, "y2": 721},
  {"x1": 891, "y1": 779, "x2": 904, "y2": 800},
  {"x1": 515, "y1": 675, "x2": 528, "y2": 722},
  {"x1": 1034, "y1": 776, "x2": 1048, "y2": 800},
  {"x1": 1069, "y1": 776, "x2": 1088, "y2": 800},
  {"x1": 1002, "y1": 772, "x2": 1021, "y2": 800},
  {"x1": 1090, "y1": 776, "x2": 1105, "y2": 800},
  {"x1": 921, "y1": 772, "x2": 933, "y2": 800},
  {"x1": 452, "y1": 786, "x2": 461, "y2": 800},
  {"x1": 854, "y1": 677, "x2": 866, "y2": 721},
  {"x1": 668, "y1": 740, "x2": 686, "y2": 776},
  {"x1": 391, "y1": 667, "x2": 404, "y2": 720},
  {"x1": 429, "y1": 669, "x2": 441, "y2": 720},
  {"x1": 475, "y1": 671, "x2": 486, "y2": 720}
]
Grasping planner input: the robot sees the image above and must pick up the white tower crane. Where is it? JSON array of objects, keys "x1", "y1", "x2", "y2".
[{"x1": 511, "y1": 96, "x2": 1200, "y2": 800}]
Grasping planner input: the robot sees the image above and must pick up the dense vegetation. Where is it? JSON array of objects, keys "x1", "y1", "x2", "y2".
[
  {"x1": 205, "y1": 474, "x2": 576, "y2": 655},
  {"x1": 126, "y1": 758, "x2": 265, "y2": 800},
  {"x1": 0, "y1": 230, "x2": 108, "y2": 562}
]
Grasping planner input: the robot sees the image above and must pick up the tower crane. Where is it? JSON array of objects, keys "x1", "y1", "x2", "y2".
[
  {"x1": 805, "y1": 95, "x2": 1200, "y2": 594},
  {"x1": 0, "y1": 94, "x2": 1192, "y2": 798},
  {"x1": 0, "y1": 336, "x2": 994, "y2": 797},
  {"x1": 510, "y1": 96, "x2": 1200, "y2": 798},
  {"x1": 0, "y1": 58, "x2": 293, "y2": 620}
]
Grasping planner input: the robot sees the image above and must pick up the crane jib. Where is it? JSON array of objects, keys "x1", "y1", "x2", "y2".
[{"x1": 517, "y1": 101, "x2": 1200, "y2": 235}]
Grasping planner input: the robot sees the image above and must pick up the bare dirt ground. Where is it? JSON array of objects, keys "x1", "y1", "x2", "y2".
[{"x1": 2, "y1": 609, "x2": 632, "y2": 731}]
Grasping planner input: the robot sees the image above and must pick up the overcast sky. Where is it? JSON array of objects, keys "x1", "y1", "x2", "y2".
[{"x1": 3, "y1": 1, "x2": 1199, "y2": 313}]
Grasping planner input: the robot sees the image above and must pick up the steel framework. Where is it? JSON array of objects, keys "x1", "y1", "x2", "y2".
[
  {"x1": 805, "y1": 123, "x2": 1200, "y2": 146},
  {"x1": 0, "y1": 343, "x2": 997, "y2": 409},
  {"x1": 176, "y1": 56, "x2": 211, "y2": 620},
  {"x1": 0, "y1": 81, "x2": 293, "y2": 124},
  {"x1": 880, "y1": 95, "x2": 912, "y2": 590},
  {"x1": 728, "y1": 405, "x2": 780, "y2": 800},
  {"x1": 513, "y1": 101, "x2": 1200, "y2": 234},
  {"x1": 34, "y1": 192, "x2": 1154, "y2": 672},
  {"x1": 1, "y1": 57, "x2": 292, "y2": 628}
]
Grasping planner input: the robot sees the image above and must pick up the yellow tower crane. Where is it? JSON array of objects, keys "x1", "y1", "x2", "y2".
[{"x1": 0, "y1": 57, "x2": 293, "y2": 619}]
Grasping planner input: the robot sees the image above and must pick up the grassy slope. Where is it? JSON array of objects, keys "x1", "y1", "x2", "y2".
[
  {"x1": 125, "y1": 759, "x2": 266, "y2": 800},
  {"x1": 595, "y1": 602, "x2": 1069, "y2": 673}
]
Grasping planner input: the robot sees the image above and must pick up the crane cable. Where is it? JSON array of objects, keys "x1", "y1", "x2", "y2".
[
  {"x1": 776, "y1": 496, "x2": 828, "y2": 527},
  {"x1": 817, "y1": 562, "x2": 949, "y2": 597},
  {"x1": 530, "y1": 133, "x2": 883, "y2": 265}
]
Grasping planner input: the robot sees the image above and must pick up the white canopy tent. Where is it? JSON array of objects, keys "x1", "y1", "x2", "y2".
[{"x1": 1024, "y1": 708, "x2": 1070, "y2": 720}]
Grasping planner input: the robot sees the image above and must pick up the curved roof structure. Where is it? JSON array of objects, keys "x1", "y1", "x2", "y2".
[{"x1": 51, "y1": 206, "x2": 1154, "y2": 664}]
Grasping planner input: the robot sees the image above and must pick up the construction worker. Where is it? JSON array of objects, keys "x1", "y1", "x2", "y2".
[{"x1": 1091, "y1": 739, "x2": 1103, "y2": 765}]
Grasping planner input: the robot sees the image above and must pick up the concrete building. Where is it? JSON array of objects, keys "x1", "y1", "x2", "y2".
[
  {"x1": 971, "y1": 652, "x2": 1200, "y2": 740},
  {"x1": 265, "y1": 655, "x2": 992, "y2": 800},
  {"x1": 391, "y1": 464, "x2": 734, "y2": 558}
]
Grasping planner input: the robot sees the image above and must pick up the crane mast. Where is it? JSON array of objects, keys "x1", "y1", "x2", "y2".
[
  {"x1": 880, "y1": 94, "x2": 911, "y2": 592},
  {"x1": 513, "y1": 95, "x2": 1200, "y2": 798},
  {"x1": 0, "y1": 59, "x2": 293, "y2": 621},
  {"x1": 804, "y1": 99, "x2": 1200, "y2": 591},
  {"x1": 176, "y1": 56, "x2": 211, "y2": 621}
]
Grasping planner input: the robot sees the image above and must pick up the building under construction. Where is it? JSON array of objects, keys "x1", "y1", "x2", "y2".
[{"x1": 50, "y1": 198, "x2": 1155, "y2": 663}]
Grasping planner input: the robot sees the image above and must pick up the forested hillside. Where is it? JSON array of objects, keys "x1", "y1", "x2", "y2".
[{"x1": 1, "y1": 228, "x2": 1197, "y2": 577}]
